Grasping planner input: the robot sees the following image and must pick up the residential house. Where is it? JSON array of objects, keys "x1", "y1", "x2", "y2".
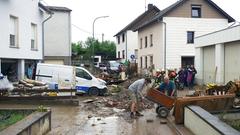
[
  {"x1": 195, "y1": 25, "x2": 240, "y2": 85},
  {"x1": 134, "y1": 0, "x2": 234, "y2": 72},
  {"x1": 44, "y1": 6, "x2": 72, "y2": 65},
  {"x1": 0, "y1": 0, "x2": 51, "y2": 81},
  {"x1": 114, "y1": 4, "x2": 160, "y2": 63}
]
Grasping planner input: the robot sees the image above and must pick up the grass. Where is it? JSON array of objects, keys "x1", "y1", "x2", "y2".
[{"x1": 0, "y1": 110, "x2": 33, "y2": 131}]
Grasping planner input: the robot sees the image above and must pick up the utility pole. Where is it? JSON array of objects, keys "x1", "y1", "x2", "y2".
[{"x1": 102, "y1": 33, "x2": 104, "y2": 42}]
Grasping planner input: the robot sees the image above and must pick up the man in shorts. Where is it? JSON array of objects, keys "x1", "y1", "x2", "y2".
[{"x1": 128, "y1": 78, "x2": 152, "y2": 118}]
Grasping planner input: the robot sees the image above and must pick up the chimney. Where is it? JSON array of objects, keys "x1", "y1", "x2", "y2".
[{"x1": 148, "y1": 4, "x2": 154, "y2": 10}]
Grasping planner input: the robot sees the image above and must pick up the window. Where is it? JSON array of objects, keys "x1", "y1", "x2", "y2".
[
  {"x1": 150, "y1": 34, "x2": 153, "y2": 47},
  {"x1": 145, "y1": 56, "x2": 148, "y2": 68},
  {"x1": 9, "y1": 15, "x2": 18, "y2": 47},
  {"x1": 192, "y1": 5, "x2": 201, "y2": 18},
  {"x1": 145, "y1": 36, "x2": 148, "y2": 48},
  {"x1": 122, "y1": 50, "x2": 125, "y2": 59},
  {"x1": 187, "y1": 31, "x2": 195, "y2": 44},
  {"x1": 134, "y1": 49, "x2": 138, "y2": 59},
  {"x1": 150, "y1": 56, "x2": 153, "y2": 66},
  {"x1": 140, "y1": 38, "x2": 143, "y2": 49},
  {"x1": 118, "y1": 51, "x2": 120, "y2": 58},
  {"x1": 31, "y1": 23, "x2": 37, "y2": 50},
  {"x1": 76, "y1": 68, "x2": 92, "y2": 80},
  {"x1": 122, "y1": 33, "x2": 125, "y2": 42},
  {"x1": 140, "y1": 57, "x2": 143, "y2": 68},
  {"x1": 117, "y1": 36, "x2": 120, "y2": 44}
]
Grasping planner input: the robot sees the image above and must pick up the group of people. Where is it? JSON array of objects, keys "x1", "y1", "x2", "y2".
[
  {"x1": 127, "y1": 65, "x2": 197, "y2": 118},
  {"x1": 177, "y1": 65, "x2": 197, "y2": 90}
]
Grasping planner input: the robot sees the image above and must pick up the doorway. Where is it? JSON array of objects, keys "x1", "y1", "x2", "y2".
[{"x1": 181, "y1": 56, "x2": 194, "y2": 68}]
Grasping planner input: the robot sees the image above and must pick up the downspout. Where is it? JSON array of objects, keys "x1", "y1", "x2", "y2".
[
  {"x1": 42, "y1": 13, "x2": 53, "y2": 63},
  {"x1": 158, "y1": 20, "x2": 167, "y2": 70},
  {"x1": 125, "y1": 32, "x2": 128, "y2": 61}
]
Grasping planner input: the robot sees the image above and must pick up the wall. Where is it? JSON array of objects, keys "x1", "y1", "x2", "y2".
[
  {"x1": 166, "y1": 0, "x2": 226, "y2": 19},
  {"x1": 184, "y1": 106, "x2": 239, "y2": 135},
  {"x1": 138, "y1": 22, "x2": 164, "y2": 70},
  {"x1": 44, "y1": 11, "x2": 71, "y2": 57},
  {"x1": 0, "y1": 0, "x2": 44, "y2": 60},
  {"x1": 163, "y1": 17, "x2": 228, "y2": 68}
]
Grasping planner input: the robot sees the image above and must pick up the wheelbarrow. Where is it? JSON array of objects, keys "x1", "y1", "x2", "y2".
[{"x1": 146, "y1": 88, "x2": 175, "y2": 118}]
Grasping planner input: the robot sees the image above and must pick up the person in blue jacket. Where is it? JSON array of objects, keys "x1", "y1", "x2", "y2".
[{"x1": 158, "y1": 76, "x2": 176, "y2": 97}]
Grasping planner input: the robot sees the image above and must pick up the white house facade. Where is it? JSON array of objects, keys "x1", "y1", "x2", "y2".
[
  {"x1": 195, "y1": 25, "x2": 240, "y2": 85},
  {"x1": 115, "y1": 4, "x2": 160, "y2": 63},
  {"x1": 0, "y1": 0, "x2": 51, "y2": 81},
  {"x1": 44, "y1": 6, "x2": 72, "y2": 65},
  {"x1": 115, "y1": 30, "x2": 138, "y2": 63},
  {"x1": 135, "y1": 0, "x2": 234, "y2": 73}
]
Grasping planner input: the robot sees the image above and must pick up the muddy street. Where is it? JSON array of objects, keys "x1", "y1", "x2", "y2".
[{"x1": 0, "y1": 97, "x2": 179, "y2": 135}]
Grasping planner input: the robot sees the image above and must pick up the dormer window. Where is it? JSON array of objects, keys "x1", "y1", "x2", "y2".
[{"x1": 192, "y1": 5, "x2": 201, "y2": 18}]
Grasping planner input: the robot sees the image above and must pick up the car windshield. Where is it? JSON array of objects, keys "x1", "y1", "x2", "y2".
[{"x1": 110, "y1": 62, "x2": 120, "y2": 67}]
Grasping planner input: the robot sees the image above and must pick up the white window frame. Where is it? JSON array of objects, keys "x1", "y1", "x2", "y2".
[
  {"x1": 31, "y1": 23, "x2": 38, "y2": 50},
  {"x1": 9, "y1": 15, "x2": 19, "y2": 48}
]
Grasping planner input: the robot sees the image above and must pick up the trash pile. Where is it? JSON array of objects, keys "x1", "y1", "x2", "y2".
[
  {"x1": 0, "y1": 73, "x2": 14, "y2": 91},
  {"x1": 82, "y1": 86, "x2": 154, "y2": 117},
  {"x1": 13, "y1": 79, "x2": 48, "y2": 90}
]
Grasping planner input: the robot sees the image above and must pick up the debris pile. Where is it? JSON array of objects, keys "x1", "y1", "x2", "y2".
[
  {"x1": 13, "y1": 79, "x2": 48, "y2": 90},
  {"x1": 82, "y1": 87, "x2": 154, "y2": 117}
]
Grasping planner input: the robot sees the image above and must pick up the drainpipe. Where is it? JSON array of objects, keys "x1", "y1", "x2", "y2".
[
  {"x1": 125, "y1": 32, "x2": 128, "y2": 61},
  {"x1": 42, "y1": 13, "x2": 53, "y2": 62},
  {"x1": 158, "y1": 20, "x2": 167, "y2": 71}
]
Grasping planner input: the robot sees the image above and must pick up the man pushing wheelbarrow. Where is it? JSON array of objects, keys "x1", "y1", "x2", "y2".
[{"x1": 146, "y1": 76, "x2": 176, "y2": 118}]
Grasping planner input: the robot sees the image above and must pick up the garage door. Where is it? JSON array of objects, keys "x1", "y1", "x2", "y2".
[
  {"x1": 44, "y1": 60, "x2": 64, "y2": 65},
  {"x1": 225, "y1": 41, "x2": 240, "y2": 83},
  {"x1": 203, "y1": 46, "x2": 215, "y2": 84}
]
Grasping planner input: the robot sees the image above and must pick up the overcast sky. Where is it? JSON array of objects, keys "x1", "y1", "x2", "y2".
[{"x1": 43, "y1": 0, "x2": 240, "y2": 43}]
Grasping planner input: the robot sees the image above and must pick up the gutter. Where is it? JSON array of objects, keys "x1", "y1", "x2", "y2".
[{"x1": 42, "y1": 13, "x2": 53, "y2": 62}]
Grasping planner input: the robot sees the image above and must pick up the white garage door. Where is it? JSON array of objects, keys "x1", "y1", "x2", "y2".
[
  {"x1": 203, "y1": 46, "x2": 215, "y2": 84},
  {"x1": 44, "y1": 60, "x2": 64, "y2": 65},
  {"x1": 225, "y1": 41, "x2": 240, "y2": 83}
]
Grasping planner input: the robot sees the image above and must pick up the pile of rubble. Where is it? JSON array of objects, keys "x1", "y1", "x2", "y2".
[
  {"x1": 13, "y1": 79, "x2": 48, "y2": 90},
  {"x1": 82, "y1": 85, "x2": 154, "y2": 117}
]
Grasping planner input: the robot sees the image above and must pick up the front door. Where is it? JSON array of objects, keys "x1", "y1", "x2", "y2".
[{"x1": 181, "y1": 56, "x2": 194, "y2": 68}]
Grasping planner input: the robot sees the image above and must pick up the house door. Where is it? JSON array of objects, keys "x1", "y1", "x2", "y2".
[{"x1": 181, "y1": 56, "x2": 194, "y2": 68}]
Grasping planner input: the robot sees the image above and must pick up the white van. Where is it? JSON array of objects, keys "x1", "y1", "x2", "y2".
[{"x1": 36, "y1": 63, "x2": 107, "y2": 95}]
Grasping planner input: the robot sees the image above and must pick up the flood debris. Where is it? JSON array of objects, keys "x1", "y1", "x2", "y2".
[
  {"x1": 83, "y1": 99, "x2": 95, "y2": 103},
  {"x1": 146, "y1": 119, "x2": 154, "y2": 123},
  {"x1": 160, "y1": 120, "x2": 167, "y2": 124},
  {"x1": 88, "y1": 115, "x2": 93, "y2": 119}
]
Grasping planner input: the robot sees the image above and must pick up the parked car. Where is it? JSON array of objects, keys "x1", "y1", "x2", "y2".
[
  {"x1": 106, "y1": 61, "x2": 120, "y2": 74},
  {"x1": 36, "y1": 63, "x2": 107, "y2": 96},
  {"x1": 99, "y1": 63, "x2": 107, "y2": 71}
]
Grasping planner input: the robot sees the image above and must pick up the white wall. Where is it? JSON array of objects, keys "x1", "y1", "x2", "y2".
[
  {"x1": 0, "y1": 0, "x2": 44, "y2": 60},
  {"x1": 44, "y1": 11, "x2": 71, "y2": 57},
  {"x1": 116, "y1": 30, "x2": 138, "y2": 62},
  {"x1": 138, "y1": 22, "x2": 164, "y2": 70},
  {"x1": 163, "y1": 17, "x2": 228, "y2": 68}
]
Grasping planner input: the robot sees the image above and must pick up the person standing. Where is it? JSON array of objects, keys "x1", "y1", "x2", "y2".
[
  {"x1": 190, "y1": 65, "x2": 197, "y2": 87},
  {"x1": 187, "y1": 67, "x2": 193, "y2": 90},
  {"x1": 27, "y1": 64, "x2": 33, "y2": 79},
  {"x1": 128, "y1": 78, "x2": 152, "y2": 118}
]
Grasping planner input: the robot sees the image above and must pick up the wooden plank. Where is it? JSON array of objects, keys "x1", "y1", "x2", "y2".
[{"x1": 174, "y1": 94, "x2": 235, "y2": 124}]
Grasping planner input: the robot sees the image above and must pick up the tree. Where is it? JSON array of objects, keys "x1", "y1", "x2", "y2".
[{"x1": 72, "y1": 37, "x2": 116, "y2": 61}]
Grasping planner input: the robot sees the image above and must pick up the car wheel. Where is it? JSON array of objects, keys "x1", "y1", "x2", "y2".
[
  {"x1": 88, "y1": 87, "x2": 99, "y2": 96},
  {"x1": 156, "y1": 106, "x2": 169, "y2": 118}
]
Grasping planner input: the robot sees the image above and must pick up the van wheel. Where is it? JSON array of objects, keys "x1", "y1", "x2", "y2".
[{"x1": 88, "y1": 87, "x2": 99, "y2": 96}]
